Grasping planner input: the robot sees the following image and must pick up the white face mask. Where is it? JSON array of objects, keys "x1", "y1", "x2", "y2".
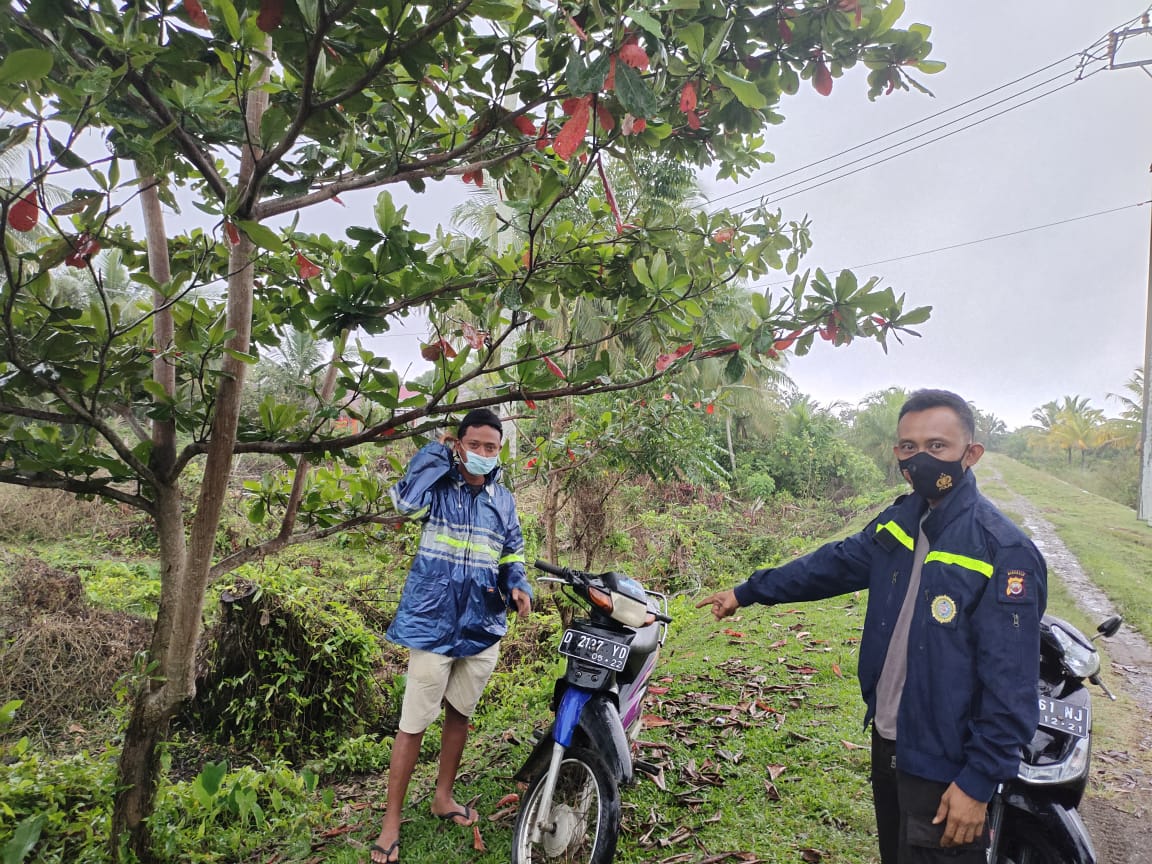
[{"x1": 461, "y1": 450, "x2": 499, "y2": 476}]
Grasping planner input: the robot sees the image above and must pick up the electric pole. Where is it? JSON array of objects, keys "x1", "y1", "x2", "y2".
[{"x1": 1106, "y1": 15, "x2": 1152, "y2": 522}]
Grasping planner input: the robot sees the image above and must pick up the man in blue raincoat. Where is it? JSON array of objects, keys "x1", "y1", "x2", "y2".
[{"x1": 370, "y1": 408, "x2": 532, "y2": 864}]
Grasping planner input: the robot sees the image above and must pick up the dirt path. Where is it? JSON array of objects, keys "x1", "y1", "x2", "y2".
[{"x1": 985, "y1": 477, "x2": 1152, "y2": 864}]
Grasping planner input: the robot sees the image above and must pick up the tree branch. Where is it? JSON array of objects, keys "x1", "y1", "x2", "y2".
[
  {"x1": 0, "y1": 470, "x2": 154, "y2": 513},
  {"x1": 208, "y1": 512, "x2": 403, "y2": 580}
]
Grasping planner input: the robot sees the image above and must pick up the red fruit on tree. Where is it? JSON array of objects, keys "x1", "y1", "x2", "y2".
[
  {"x1": 295, "y1": 252, "x2": 322, "y2": 279},
  {"x1": 685, "y1": 110, "x2": 701, "y2": 130},
  {"x1": 65, "y1": 233, "x2": 100, "y2": 268},
  {"x1": 814, "y1": 60, "x2": 833, "y2": 96},
  {"x1": 619, "y1": 42, "x2": 649, "y2": 70},
  {"x1": 512, "y1": 115, "x2": 536, "y2": 136},
  {"x1": 224, "y1": 221, "x2": 240, "y2": 246},
  {"x1": 461, "y1": 321, "x2": 486, "y2": 350},
  {"x1": 712, "y1": 227, "x2": 735, "y2": 245},
  {"x1": 679, "y1": 81, "x2": 697, "y2": 114},
  {"x1": 7, "y1": 192, "x2": 38, "y2": 232},
  {"x1": 184, "y1": 0, "x2": 211, "y2": 28},
  {"x1": 257, "y1": 0, "x2": 284, "y2": 32},
  {"x1": 604, "y1": 55, "x2": 617, "y2": 91},
  {"x1": 554, "y1": 98, "x2": 591, "y2": 161},
  {"x1": 778, "y1": 18, "x2": 793, "y2": 45},
  {"x1": 595, "y1": 103, "x2": 615, "y2": 132},
  {"x1": 543, "y1": 356, "x2": 567, "y2": 379}
]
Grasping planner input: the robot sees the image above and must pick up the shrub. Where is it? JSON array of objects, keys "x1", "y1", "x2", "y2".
[
  {"x1": 149, "y1": 760, "x2": 335, "y2": 863},
  {"x1": 186, "y1": 565, "x2": 388, "y2": 760}
]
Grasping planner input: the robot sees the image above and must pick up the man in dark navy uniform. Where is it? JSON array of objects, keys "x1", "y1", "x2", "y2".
[{"x1": 699, "y1": 389, "x2": 1047, "y2": 863}]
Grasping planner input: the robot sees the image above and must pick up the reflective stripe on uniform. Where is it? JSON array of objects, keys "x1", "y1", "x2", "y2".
[
  {"x1": 876, "y1": 520, "x2": 915, "y2": 551},
  {"x1": 924, "y1": 550, "x2": 993, "y2": 578},
  {"x1": 499, "y1": 552, "x2": 526, "y2": 566},
  {"x1": 433, "y1": 533, "x2": 499, "y2": 560}
]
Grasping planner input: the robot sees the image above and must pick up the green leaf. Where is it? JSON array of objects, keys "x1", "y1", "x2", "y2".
[
  {"x1": 0, "y1": 49, "x2": 53, "y2": 86},
  {"x1": 566, "y1": 50, "x2": 611, "y2": 96},
  {"x1": 875, "y1": 0, "x2": 905, "y2": 33},
  {"x1": 628, "y1": 9, "x2": 663, "y2": 38},
  {"x1": 703, "y1": 18, "x2": 733, "y2": 65},
  {"x1": 235, "y1": 220, "x2": 284, "y2": 252},
  {"x1": 2, "y1": 813, "x2": 45, "y2": 864},
  {"x1": 915, "y1": 59, "x2": 946, "y2": 74},
  {"x1": 679, "y1": 23, "x2": 705, "y2": 61},
  {"x1": 898, "y1": 305, "x2": 932, "y2": 325},
  {"x1": 214, "y1": 0, "x2": 241, "y2": 41},
  {"x1": 614, "y1": 63, "x2": 658, "y2": 118},
  {"x1": 715, "y1": 69, "x2": 766, "y2": 109},
  {"x1": 47, "y1": 135, "x2": 88, "y2": 169},
  {"x1": 197, "y1": 760, "x2": 229, "y2": 798}
]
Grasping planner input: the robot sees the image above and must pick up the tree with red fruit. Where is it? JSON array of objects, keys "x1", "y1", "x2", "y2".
[{"x1": 0, "y1": 1, "x2": 938, "y2": 856}]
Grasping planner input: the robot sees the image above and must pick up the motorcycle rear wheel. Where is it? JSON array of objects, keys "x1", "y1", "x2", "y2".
[
  {"x1": 994, "y1": 819, "x2": 1068, "y2": 864},
  {"x1": 511, "y1": 746, "x2": 621, "y2": 864}
]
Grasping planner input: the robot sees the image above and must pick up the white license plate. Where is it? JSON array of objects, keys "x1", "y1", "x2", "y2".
[
  {"x1": 559, "y1": 629, "x2": 630, "y2": 672},
  {"x1": 1038, "y1": 695, "x2": 1089, "y2": 738}
]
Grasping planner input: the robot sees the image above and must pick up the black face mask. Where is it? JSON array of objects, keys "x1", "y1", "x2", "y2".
[{"x1": 898, "y1": 450, "x2": 967, "y2": 501}]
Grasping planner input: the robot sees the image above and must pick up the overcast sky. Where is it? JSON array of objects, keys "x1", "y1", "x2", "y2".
[{"x1": 325, "y1": 0, "x2": 1152, "y2": 430}]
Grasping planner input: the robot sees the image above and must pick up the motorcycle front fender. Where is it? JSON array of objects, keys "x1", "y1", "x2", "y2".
[
  {"x1": 1002, "y1": 791, "x2": 1097, "y2": 863},
  {"x1": 511, "y1": 690, "x2": 632, "y2": 786}
]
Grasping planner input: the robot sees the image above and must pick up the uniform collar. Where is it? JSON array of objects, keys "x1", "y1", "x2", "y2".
[{"x1": 922, "y1": 468, "x2": 978, "y2": 540}]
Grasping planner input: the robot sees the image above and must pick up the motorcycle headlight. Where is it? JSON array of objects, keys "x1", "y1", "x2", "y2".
[
  {"x1": 1050, "y1": 624, "x2": 1100, "y2": 679},
  {"x1": 1018, "y1": 735, "x2": 1091, "y2": 785}
]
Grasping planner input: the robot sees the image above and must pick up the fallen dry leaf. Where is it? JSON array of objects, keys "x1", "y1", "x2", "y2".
[
  {"x1": 840, "y1": 739, "x2": 864, "y2": 750},
  {"x1": 800, "y1": 848, "x2": 824, "y2": 862},
  {"x1": 472, "y1": 823, "x2": 486, "y2": 852},
  {"x1": 767, "y1": 764, "x2": 786, "y2": 780}
]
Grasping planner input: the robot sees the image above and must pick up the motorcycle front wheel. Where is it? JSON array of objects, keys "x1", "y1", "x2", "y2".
[
  {"x1": 993, "y1": 819, "x2": 1067, "y2": 864},
  {"x1": 511, "y1": 746, "x2": 621, "y2": 864}
]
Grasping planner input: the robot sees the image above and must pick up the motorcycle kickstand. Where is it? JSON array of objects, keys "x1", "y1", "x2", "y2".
[{"x1": 529, "y1": 741, "x2": 567, "y2": 844}]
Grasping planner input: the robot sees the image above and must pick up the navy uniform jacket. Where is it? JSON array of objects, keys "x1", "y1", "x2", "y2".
[
  {"x1": 733, "y1": 469, "x2": 1046, "y2": 802},
  {"x1": 386, "y1": 442, "x2": 531, "y2": 657}
]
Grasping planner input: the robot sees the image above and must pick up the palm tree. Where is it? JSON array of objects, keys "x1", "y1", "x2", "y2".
[{"x1": 847, "y1": 387, "x2": 908, "y2": 481}]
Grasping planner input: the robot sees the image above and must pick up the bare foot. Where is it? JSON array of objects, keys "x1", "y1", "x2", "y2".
[{"x1": 431, "y1": 799, "x2": 478, "y2": 826}]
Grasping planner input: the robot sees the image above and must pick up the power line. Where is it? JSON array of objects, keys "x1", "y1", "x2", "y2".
[
  {"x1": 730, "y1": 70, "x2": 1105, "y2": 213},
  {"x1": 749, "y1": 200, "x2": 1151, "y2": 291},
  {"x1": 705, "y1": 12, "x2": 1147, "y2": 216},
  {"x1": 719, "y1": 67, "x2": 1091, "y2": 214},
  {"x1": 704, "y1": 52, "x2": 1084, "y2": 209}
]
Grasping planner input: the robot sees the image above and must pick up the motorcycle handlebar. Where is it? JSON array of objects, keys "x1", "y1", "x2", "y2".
[{"x1": 533, "y1": 559, "x2": 571, "y2": 578}]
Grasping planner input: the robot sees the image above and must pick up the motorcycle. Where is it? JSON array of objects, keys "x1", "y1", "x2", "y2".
[
  {"x1": 987, "y1": 613, "x2": 1122, "y2": 864},
  {"x1": 511, "y1": 560, "x2": 672, "y2": 864}
]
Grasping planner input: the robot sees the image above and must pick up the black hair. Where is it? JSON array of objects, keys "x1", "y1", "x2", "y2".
[
  {"x1": 898, "y1": 389, "x2": 976, "y2": 439},
  {"x1": 457, "y1": 407, "x2": 503, "y2": 440}
]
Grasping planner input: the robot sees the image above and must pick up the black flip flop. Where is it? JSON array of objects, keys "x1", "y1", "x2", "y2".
[
  {"x1": 369, "y1": 839, "x2": 399, "y2": 864},
  {"x1": 434, "y1": 804, "x2": 476, "y2": 826}
]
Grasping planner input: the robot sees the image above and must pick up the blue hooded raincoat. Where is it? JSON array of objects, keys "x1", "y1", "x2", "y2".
[{"x1": 386, "y1": 442, "x2": 531, "y2": 657}]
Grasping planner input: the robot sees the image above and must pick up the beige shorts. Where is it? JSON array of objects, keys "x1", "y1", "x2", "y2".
[{"x1": 398, "y1": 642, "x2": 501, "y2": 734}]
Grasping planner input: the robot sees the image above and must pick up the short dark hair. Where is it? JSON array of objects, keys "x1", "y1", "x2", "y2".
[
  {"x1": 457, "y1": 407, "x2": 503, "y2": 440},
  {"x1": 898, "y1": 389, "x2": 976, "y2": 439}
]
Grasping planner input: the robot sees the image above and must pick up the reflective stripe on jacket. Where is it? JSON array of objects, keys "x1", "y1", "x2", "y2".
[
  {"x1": 733, "y1": 469, "x2": 1046, "y2": 802},
  {"x1": 386, "y1": 442, "x2": 531, "y2": 657}
]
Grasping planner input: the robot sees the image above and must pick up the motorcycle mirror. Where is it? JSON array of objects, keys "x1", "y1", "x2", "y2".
[{"x1": 1095, "y1": 615, "x2": 1122, "y2": 640}]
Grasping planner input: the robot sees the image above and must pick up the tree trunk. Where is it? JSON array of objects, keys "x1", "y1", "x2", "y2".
[
  {"x1": 543, "y1": 468, "x2": 561, "y2": 563},
  {"x1": 109, "y1": 48, "x2": 269, "y2": 860}
]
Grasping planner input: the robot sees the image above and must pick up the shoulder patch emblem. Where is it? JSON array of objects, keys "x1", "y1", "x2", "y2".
[
  {"x1": 1005, "y1": 570, "x2": 1027, "y2": 599},
  {"x1": 931, "y1": 594, "x2": 957, "y2": 624}
]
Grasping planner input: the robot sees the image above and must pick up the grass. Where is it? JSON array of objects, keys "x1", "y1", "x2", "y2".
[
  {"x1": 980, "y1": 453, "x2": 1152, "y2": 642},
  {"x1": 7, "y1": 465, "x2": 1152, "y2": 863}
]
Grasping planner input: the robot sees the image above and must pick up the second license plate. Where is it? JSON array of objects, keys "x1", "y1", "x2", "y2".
[
  {"x1": 559, "y1": 629, "x2": 630, "y2": 672},
  {"x1": 1038, "y1": 695, "x2": 1090, "y2": 738}
]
